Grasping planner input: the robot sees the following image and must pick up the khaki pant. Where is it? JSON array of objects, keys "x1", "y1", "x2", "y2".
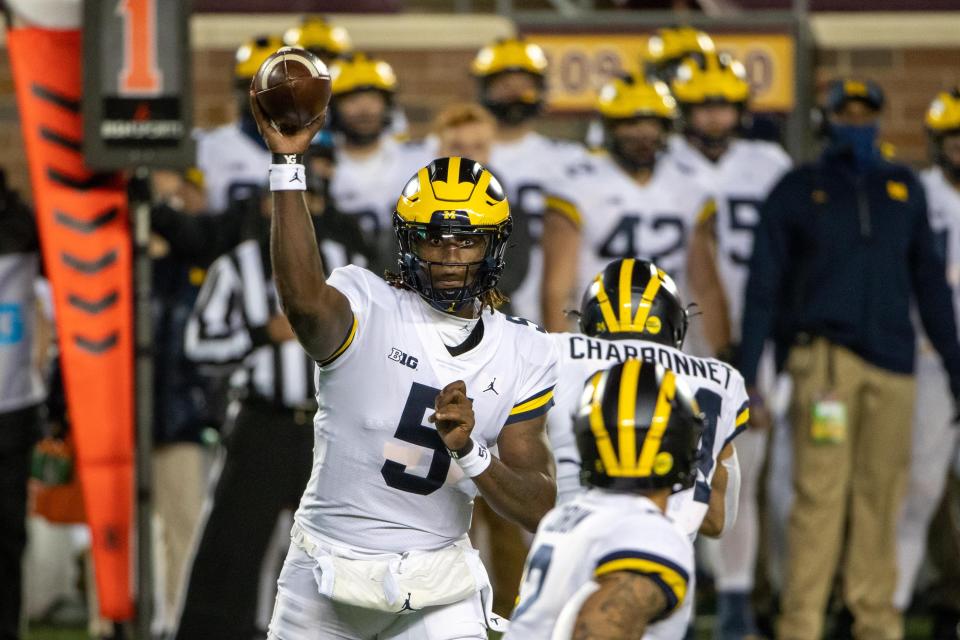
[
  {"x1": 153, "y1": 442, "x2": 205, "y2": 632},
  {"x1": 778, "y1": 339, "x2": 915, "y2": 640}
]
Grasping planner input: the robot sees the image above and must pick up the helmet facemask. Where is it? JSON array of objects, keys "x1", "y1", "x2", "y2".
[
  {"x1": 479, "y1": 71, "x2": 546, "y2": 127},
  {"x1": 330, "y1": 89, "x2": 393, "y2": 146},
  {"x1": 396, "y1": 219, "x2": 511, "y2": 313},
  {"x1": 932, "y1": 130, "x2": 960, "y2": 183},
  {"x1": 604, "y1": 116, "x2": 671, "y2": 173},
  {"x1": 682, "y1": 99, "x2": 745, "y2": 160}
]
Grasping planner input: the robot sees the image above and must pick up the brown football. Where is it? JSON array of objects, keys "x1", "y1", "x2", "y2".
[{"x1": 252, "y1": 46, "x2": 331, "y2": 134}]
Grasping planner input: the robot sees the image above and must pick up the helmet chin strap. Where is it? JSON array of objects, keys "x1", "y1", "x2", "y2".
[
  {"x1": 434, "y1": 297, "x2": 474, "y2": 314},
  {"x1": 330, "y1": 99, "x2": 392, "y2": 147}
]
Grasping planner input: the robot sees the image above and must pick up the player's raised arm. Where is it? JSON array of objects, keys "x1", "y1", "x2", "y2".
[{"x1": 248, "y1": 92, "x2": 353, "y2": 362}]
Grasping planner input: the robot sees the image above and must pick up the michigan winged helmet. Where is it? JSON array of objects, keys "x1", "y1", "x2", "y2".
[
  {"x1": 644, "y1": 26, "x2": 716, "y2": 83},
  {"x1": 283, "y1": 16, "x2": 352, "y2": 61},
  {"x1": 576, "y1": 359, "x2": 704, "y2": 493},
  {"x1": 580, "y1": 258, "x2": 689, "y2": 349},
  {"x1": 393, "y1": 157, "x2": 512, "y2": 312},
  {"x1": 925, "y1": 89, "x2": 960, "y2": 181},
  {"x1": 234, "y1": 35, "x2": 285, "y2": 85},
  {"x1": 472, "y1": 37, "x2": 549, "y2": 125}
]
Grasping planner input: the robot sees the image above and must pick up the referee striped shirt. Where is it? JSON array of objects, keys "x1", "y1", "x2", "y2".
[{"x1": 184, "y1": 239, "x2": 316, "y2": 409}]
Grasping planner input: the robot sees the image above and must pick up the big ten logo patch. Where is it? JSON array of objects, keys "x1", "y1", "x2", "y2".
[
  {"x1": 388, "y1": 347, "x2": 419, "y2": 370},
  {"x1": 0, "y1": 304, "x2": 24, "y2": 345}
]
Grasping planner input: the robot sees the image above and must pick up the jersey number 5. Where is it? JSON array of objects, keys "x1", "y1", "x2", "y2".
[{"x1": 380, "y1": 382, "x2": 451, "y2": 496}]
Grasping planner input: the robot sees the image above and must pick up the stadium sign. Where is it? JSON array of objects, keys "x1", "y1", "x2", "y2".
[{"x1": 525, "y1": 32, "x2": 795, "y2": 113}]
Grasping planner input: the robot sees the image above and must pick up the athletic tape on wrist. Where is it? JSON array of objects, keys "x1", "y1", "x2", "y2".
[
  {"x1": 269, "y1": 163, "x2": 307, "y2": 191},
  {"x1": 452, "y1": 438, "x2": 491, "y2": 477}
]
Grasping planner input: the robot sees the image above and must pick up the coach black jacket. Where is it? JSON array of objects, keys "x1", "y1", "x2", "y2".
[{"x1": 739, "y1": 146, "x2": 960, "y2": 400}]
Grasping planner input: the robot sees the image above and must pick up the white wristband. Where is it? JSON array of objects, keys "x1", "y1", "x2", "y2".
[
  {"x1": 450, "y1": 438, "x2": 491, "y2": 478},
  {"x1": 269, "y1": 163, "x2": 307, "y2": 191}
]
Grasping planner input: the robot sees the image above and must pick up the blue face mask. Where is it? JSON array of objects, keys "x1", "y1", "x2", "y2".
[{"x1": 829, "y1": 122, "x2": 879, "y2": 171}]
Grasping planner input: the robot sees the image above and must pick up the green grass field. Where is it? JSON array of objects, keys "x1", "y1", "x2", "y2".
[{"x1": 25, "y1": 616, "x2": 936, "y2": 639}]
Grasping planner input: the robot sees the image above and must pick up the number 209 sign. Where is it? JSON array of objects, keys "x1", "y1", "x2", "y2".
[{"x1": 525, "y1": 32, "x2": 795, "y2": 113}]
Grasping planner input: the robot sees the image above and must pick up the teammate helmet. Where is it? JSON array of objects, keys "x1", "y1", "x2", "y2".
[
  {"x1": 926, "y1": 89, "x2": 960, "y2": 135},
  {"x1": 394, "y1": 157, "x2": 512, "y2": 312},
  {"x1": 671, "y1": 51, "x2": 750, "y2": 106},
  {"x1": 644, "y1": 26, "x2": 715, "y2": 83},
  {"x1": 824, "y1": 78, "x2": 884, "y2": 114},
  {"x1": 235, "y1": 35, "x2": 285, "y2": 83},
  {"x1": 472, "y1": 37, "x2": 548, "y2": 126},
  {"x1": 576, "y1": 360, "x2": 704, "y2": 493},
  {"x1": 925, "y1": 89, "x2": 960, "y2": 179},
  {"x1": 598, "y1": 74, "x2": 677, "y2": 123},
  {"x1": 471, "y1": 37, "x2": 548, "y2": 79},
  {"x1": 579, "y1": 259, "x2": 688, "y2": 349},
  {"x1": 328, "y1": 54, "x2": 396, "y2": 142},
  {"x1": 329, "y1": 53, "x2": 397, "y2": 96},
  {"x1": 283, "y1": 16, "x2": 352, "y2": 61}
]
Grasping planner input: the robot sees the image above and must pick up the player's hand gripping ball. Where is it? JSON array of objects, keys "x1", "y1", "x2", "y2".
[
  {"x1": 252, "y1": 46, "x2": 331, "y2": 134},
  {"x1": 430, "y1": 381, "x2": 476, "y2": 451}
]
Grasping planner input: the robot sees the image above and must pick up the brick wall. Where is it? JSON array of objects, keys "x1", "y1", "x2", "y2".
[
  {"x1": 816, "y1": 47, "x2": 960, "y2": 166},
  {"x1": 1, "y1": 39, "x2": 958, "y2": 202},
  {"x1": 184, "y1": 42, "x2": 960, "y2": 169}
]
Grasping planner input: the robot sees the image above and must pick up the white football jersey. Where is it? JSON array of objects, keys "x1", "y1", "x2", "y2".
[
  {"x1": 489, "y1": 132, "x2": 591, "y2": 323},
  {"x1": 506, "y1": 490, "x2": 694, "y2": 640},
  {"x1": 548, "y1": 151, "x2": 713, "y2": 300},
  {"x1": 668, "y1": 136, "x2": 791, "y2": 336},
  {"x1": 329, "y1": 135, "x2": 436, "y2": 236},
  {"x1": 917, "y1": 166, "x2": 960, "y2": 368},
  {"x1": 921, "y1": 166, "x2": 960, "y2": 286},
  {"x1": 195, "y1": 123, "x2": 271, "y2": 213},
  {"x1": 295, "y1": 266, "x2": 559, "y2": 552},
  {"x1": 548, "y1": 333, "x2": 749, "y2": 538}
]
